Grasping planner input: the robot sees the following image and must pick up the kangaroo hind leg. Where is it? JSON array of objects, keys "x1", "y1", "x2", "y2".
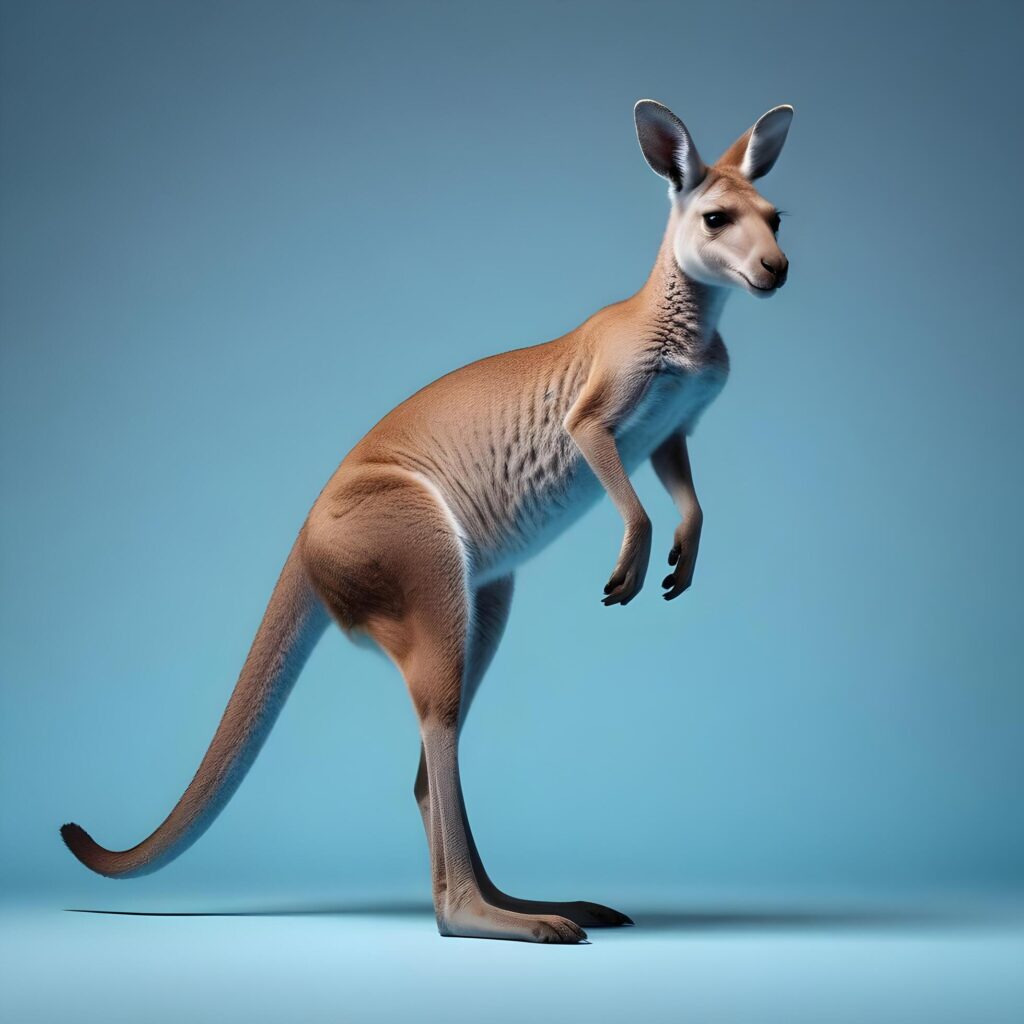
[
  {"x1": 404, "y1": 584, "x2": 585, "y2": 938},
  {"x1": 329, "y1": 475, "x2": 584, "y2": 942},
  {"x1": 414, "y1": 574, "x2": 631, "y2": 929},
  {"x1": 413, "y1": 574, "x2": 515, "y2": 836}
]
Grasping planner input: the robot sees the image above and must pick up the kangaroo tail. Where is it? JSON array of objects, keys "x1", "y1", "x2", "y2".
[{"x1": 60, "y1": 536, "x2": 329, "y2": 878}]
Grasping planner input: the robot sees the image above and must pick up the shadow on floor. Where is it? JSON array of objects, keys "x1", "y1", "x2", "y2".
[
  {"x1": 628, "y1": 906, "x2": 978, "y2": 932},
  {"x1": 65, "y1": 901, "x2": 996, "y2": 931},
  {"x1": 65, "y1": 900, "x2": 435, "y2": 918}
]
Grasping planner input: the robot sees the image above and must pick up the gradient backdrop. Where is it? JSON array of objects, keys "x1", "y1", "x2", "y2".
[{"x1": 1, "y1": 1, "x2": 1023, "y2": 1020}]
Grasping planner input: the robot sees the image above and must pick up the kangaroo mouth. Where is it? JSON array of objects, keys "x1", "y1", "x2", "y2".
[{"x1": 736, "y1": 270, "x2": 778, "y2": 296}]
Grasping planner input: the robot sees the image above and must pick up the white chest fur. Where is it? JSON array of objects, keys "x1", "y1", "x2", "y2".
[{"x1": 616, "y1": 364, "x2": 726, "y2": 470}]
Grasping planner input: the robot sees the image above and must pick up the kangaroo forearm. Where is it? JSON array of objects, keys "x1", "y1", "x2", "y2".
[
  {"x1": 566, "y1": 416, "x2": 648, "y2": 527},
  {"x1": 651, "y1": 431, "x2": 701, "y2": 518}
]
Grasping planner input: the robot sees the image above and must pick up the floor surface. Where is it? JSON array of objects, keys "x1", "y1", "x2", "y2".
[{"x1": 2, "y1": 897, "x2": 1022, "y2": 1023}]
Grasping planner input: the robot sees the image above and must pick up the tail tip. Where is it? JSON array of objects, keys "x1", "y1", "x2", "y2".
[{"x1": 60, "y1": 822, "x2": 90, "y2": 856}]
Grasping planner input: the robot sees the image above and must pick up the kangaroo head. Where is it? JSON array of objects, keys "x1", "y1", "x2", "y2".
[{"x1": 635, "y1": 100, "x2": 793, "y2": 298}]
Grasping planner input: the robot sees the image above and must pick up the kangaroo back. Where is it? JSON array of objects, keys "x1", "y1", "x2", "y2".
[{"x1": 61, "y1": 537, "x2": 328, "y2": 878}]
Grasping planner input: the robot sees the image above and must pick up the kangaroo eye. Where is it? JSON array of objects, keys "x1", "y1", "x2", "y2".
[
  {"x1": 702, "y1": 211, "x2": 730, "y2": 229},
  {"x1": 769, "y1": 213, "x2": 782, "y2": 234}
]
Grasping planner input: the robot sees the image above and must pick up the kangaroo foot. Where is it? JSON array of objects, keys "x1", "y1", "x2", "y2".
[
  {"x1": 480, "y1": 890, "x2": 633, "y2": 928},
  {"x1": 439, "y1": 897, "x2": 588, "y2": 943}
]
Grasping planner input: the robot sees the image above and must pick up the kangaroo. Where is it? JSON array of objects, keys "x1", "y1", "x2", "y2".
[{"x1": 61, "y1": 99, "x2": 793, "y2": 943}]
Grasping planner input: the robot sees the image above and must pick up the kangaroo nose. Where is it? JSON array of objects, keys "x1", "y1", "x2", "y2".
[{"x1": 761, "y1": 256, "x2": 789, "y2": 287}]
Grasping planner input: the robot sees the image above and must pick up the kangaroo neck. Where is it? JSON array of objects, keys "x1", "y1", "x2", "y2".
[{"x1": 633, "y1": 215, "x2": 728, "y2": 358}]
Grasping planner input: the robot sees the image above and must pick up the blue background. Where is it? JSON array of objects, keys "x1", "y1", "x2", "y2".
[{"x1": 1, "y1": 2, "x2": 1022, "y2": 1020}]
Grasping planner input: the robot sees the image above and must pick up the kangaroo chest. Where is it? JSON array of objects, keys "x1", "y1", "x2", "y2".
[
  {"x1": 470, "y1": 359, "x2": 726, "y2": 582},
  {"x1": 615, "y1": 363, "x2": 725, "y2": 469}
]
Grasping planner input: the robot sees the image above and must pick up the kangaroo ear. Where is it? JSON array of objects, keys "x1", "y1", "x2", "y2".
[
  {"x1": 718, "y1": 105, "x2": 793, "y2": 180},
  {"x1": 634, "y1": 100, "x2": 707, "y2": 194}
]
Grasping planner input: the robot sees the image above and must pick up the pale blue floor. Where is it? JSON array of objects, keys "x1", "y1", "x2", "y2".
[{"x1": 3, "y1": 897, "x2": 1023, "y2": 1023}]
